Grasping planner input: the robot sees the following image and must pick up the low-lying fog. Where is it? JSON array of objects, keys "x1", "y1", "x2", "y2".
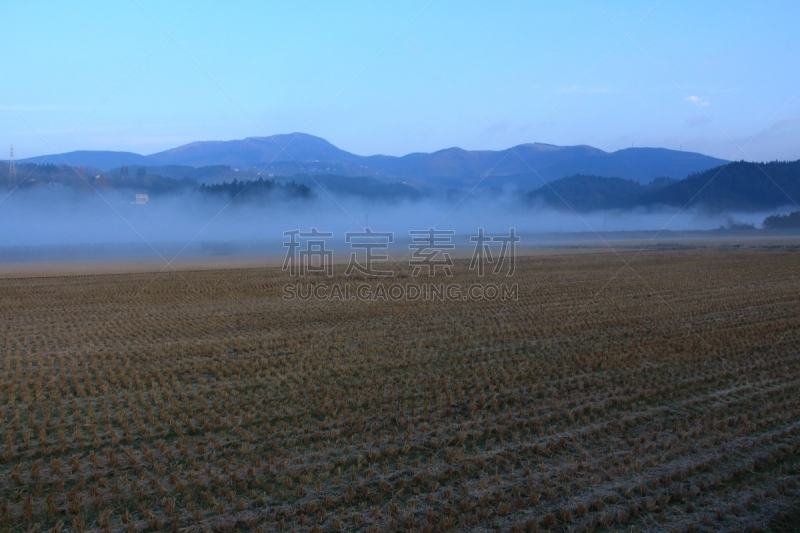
[{"x1": 0, "y1": 188, "x2": 790, "y2": 262}]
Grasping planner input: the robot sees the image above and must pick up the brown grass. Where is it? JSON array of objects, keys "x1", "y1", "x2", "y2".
[{"x1": 0, "y1": 249, "x2": 798, "y2": 531}]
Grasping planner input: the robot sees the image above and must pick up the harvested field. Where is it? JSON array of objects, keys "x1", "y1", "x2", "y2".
[{"x1": 1, "y1": 249, "x2": 799, "y2": 532}]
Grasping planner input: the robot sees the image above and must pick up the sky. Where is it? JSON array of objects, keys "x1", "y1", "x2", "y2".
[{"x1": 1, "y1": 0, "x2": 799, "y2": 161}]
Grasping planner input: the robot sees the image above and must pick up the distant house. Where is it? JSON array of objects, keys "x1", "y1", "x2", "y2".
[{"x1": 135, "y1": 194, "x2": 149, "y2": 204}]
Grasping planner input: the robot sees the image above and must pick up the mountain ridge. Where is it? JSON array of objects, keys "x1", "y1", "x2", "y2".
[
  {"x1": 17, "y1": 133, "x2": 727, "y2": 186},
  {"x1": 527, "y1": 160, "x2": 800, "y2": 212},
  {"x1": 4, "y1": 158, "x2": 799, "y2": 213}
]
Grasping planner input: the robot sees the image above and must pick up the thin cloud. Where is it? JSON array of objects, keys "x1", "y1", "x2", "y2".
[{"x1": 685, "y1": 95, "x2": 710, "y2": 107}]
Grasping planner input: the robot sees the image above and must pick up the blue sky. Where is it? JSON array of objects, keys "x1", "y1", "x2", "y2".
[{"x1": 2, "y1": 1, "x2": 799, "y2": 161}]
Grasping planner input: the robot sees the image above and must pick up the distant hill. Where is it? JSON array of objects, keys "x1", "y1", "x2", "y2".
[
  {"x1": 527, "y1": 174, "x2": 678, "y2": 211},
  {"x1": 17, "y1": 150, "x2": 149, "y2": 169},
  {"x1": 527, "y1": 175, "x2": 644, "y2": 211},
  {"x1": 16, "y1": 133, "x2": 727, "y2": 186},
  {"x1": 146, "y1": 134, "x2": 363, "y2": 168},
  {"x1": 0, "y1": 161, "x2": 419, "y2": 204},
  {"x1": 0, "y1": 162, "x2": 196, "y2": 195},
  {"x1": 5, "y1": 157, "x2": 799, "y2": 213},
  {"x1": 527, "y1": 161, "x2": 800, "y2": 212},
  {"x1": 367, "y1": 145, "x2": 726, "y2": 188},
  {"x1": 640, "y1": 160, "x2": 800, "y2": 211}
]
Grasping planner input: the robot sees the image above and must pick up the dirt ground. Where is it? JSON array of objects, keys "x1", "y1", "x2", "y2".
[{"x1": 0, "y1": 248, "x2": 798, "y2": 532}]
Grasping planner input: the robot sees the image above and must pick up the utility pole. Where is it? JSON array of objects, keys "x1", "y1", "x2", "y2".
[{"x1": 8, "y1": 146, "x2": 16, "y2": 187}]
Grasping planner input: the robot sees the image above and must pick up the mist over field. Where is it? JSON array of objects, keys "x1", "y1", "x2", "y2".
[
  {"x1": 0, "y1": 187, "x2": 780, "y2": 256},
  {"x1": 4, "y1": 140, "x2": 798, "y2": 263}
]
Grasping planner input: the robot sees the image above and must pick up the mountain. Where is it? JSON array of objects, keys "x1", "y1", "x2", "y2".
[
  {"x1": 17, "y1": 133, "x2": 727, "y2": 186},
  {"x1": 527, "y1": 175, "x2": 644, "y2": 211},
  {"x1": 527, "y1": 161, "x2": 800, "y2": 212},
  {"x1": 146, "y1": 134, "x2": 363, "y2": 168},
  {"x1": 6, "y1": 157, "x2": 798, "y2": 212},
  {"x1": 641, "y1": 160, "x2": 800, "y2": 211},
  {"x1": 364, "y1": 145, "x2": 726, "y2": 188},
  {"x1": 19, "y1": 150, "x2": 149, "y2": 169}
]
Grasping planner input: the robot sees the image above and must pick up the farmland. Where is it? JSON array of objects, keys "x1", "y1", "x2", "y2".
[{"x1": 1, "y1": 249, "x2": 799, "y2": 532}]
